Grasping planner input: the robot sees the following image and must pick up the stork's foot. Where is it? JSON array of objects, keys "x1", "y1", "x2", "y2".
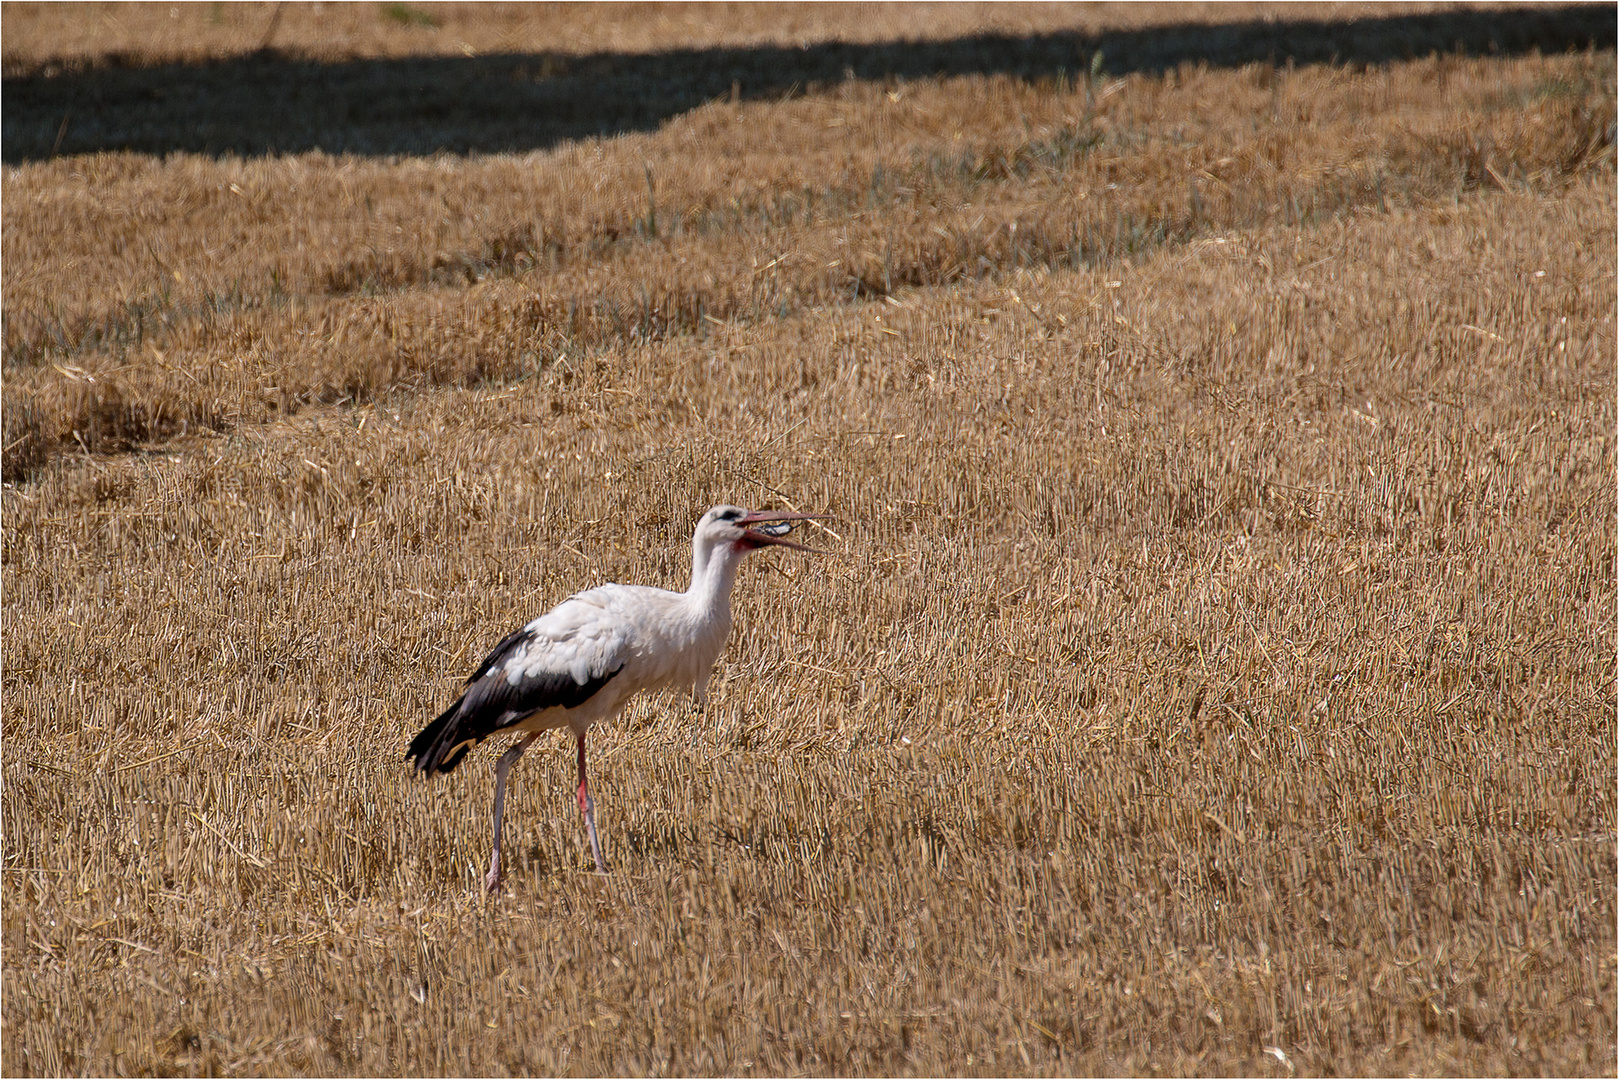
[{"x1": 484, "y1": 853, "x2": 504, "y2": 894}]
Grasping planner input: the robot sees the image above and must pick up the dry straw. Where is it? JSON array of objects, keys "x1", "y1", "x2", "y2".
[{"x1": 3, "y1": 3, "x2": 1614, "y2": 1075}]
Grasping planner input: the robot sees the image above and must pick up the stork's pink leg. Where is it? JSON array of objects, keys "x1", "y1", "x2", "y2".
[
  {"x1": 485, "y1": 732, "x2": 538, "y2": 893},
  {"x1": 576, "y1": 732, "x2": 606, "y2": 873}
]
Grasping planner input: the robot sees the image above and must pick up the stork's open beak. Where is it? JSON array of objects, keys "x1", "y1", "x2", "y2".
[{"x1": 738, "y1": 509, "x2": 830, "y2": 552}]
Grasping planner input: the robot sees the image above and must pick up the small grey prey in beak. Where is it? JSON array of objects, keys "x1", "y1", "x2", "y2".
[{"x1": 407, "y1": 504, "x2": 828, "y2": 890}]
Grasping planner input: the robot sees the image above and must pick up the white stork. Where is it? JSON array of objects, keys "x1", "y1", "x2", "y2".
[{"x1": 407, "y1": 504, "x2": 825, "y2": 890}]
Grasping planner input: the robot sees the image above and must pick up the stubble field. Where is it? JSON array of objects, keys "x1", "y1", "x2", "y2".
[{"x1": 2, "y1": 3, "x2": 1616, "y2": 1075}]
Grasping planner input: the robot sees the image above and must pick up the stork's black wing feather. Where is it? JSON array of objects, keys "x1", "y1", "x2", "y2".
[
  {"x1": 463, "y1": 623, "x2": 535, "y2": 685},
  {"x1": 407, "y1": 615, "x2": 627, "y2": 776},
  {"x1": 461, "y1": 660, "x2": 623, "y2": 725},
  {"x1": 407, "y1": 661, "x2": 624, "y2": 776}
]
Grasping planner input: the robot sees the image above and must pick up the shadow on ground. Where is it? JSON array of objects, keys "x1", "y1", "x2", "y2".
[{"x1": 3, "y1": 4, "x2": 1614, "y2": 161}]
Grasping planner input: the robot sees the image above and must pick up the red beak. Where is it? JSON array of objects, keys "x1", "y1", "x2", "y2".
[{"x1": 737, "y1": 510, "x2": 830, "y2": 552}]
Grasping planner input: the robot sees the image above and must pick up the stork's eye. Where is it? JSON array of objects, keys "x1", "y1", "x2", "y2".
[{"x1": 717, "y1": 509, "x2": 742, "y2": 522}]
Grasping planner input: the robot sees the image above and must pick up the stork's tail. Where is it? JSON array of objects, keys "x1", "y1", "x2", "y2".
[{"x1": 406, "y1": 697, "x2": 478, "y2": 776}]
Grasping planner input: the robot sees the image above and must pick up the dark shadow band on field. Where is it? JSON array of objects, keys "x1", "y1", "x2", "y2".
[{"x1": 3, "y1": 4, "x2": 1613, "y2": 162}]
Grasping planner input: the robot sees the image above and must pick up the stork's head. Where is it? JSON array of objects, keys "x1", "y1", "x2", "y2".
[
  {"x1": 696, "y1": 504, "x2": 826, "y2": 555},
  {"x1": 687, "y1": 504, "x2": 828, "y2": 601}
]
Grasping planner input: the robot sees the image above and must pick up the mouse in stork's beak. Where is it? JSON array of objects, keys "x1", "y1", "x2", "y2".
[{"x1": 734, "y1": 508, "x2": 830, "y2": 552}]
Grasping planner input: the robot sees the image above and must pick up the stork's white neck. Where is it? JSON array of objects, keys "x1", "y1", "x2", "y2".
[{"x1": 686, "y1": 533, "x2": 749, "y2": 617}]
